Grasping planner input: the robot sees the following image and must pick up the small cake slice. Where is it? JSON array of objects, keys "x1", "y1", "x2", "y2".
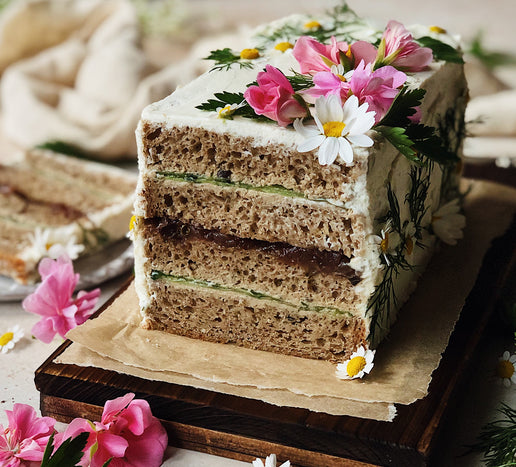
[
  {"x1": 133, "y1": 8, "x2": 468, "y2": 361},
  {"x1": 0, "y1": 148, "x2": 137, "y2": 284}
]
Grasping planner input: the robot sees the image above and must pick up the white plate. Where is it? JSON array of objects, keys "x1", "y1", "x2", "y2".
[{"x1": 0, "y1": 240, "x2": 134, "y2": 302}]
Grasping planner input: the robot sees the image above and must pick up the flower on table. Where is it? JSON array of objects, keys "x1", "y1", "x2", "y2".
[
  {"x1": 29, "y1": 227, "x2": 85, "y2": 261},
  {"x1": 336, "y1": 346, "x2": 376, "y2": 380},
  {"x1": 0, "y1": 404, "x2": 56, "y2": 466},
  {"x1": 375, "y1": 20, "x2": 433, "y2": 71},
  {"x1": 496, "y1": 351, "x2": 516, "y2": 387},
  {"x1": 59, "y1": 392, "x2": 168, "y2": 467},
  {"x1": 431, "y1": 198, "x2": 466, "y2": 245},
  {"x1": 244, "y1": 65, "x2": 307, "y2": 127},
  {"x1": 22, "y1": 255, "x2": 100, "y2": 343},
  {"x1": 252, "y1": 453, "x2": 291, "y2": 467},
  {"x1": 294, "y1": 94, "x2": 375, "y2": 166},
  {"x1": 0, "y1": 324, "x2": 24, "y2": 354}
]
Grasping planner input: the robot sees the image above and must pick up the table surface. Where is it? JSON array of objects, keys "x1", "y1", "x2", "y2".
[{"x1": 2, "y1": 0, "x2": 516, "y2": 465}]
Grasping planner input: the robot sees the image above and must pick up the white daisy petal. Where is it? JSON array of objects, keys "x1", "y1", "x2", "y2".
[
  {"x1": 347, "y1": 133, "x2": 374, "y2": 147},
  {"x1": 298, "y1": 134, "x2": 326, "y2": 153},
  {"x1": 338, "y1": 138, "x2": 354, "y2": 164},
  {"x1": 318, "y1": 137, "x2": 339, "y2": 165},
  {"x1": 325, "y1": 94, "x2": 344, "y2": 122}
]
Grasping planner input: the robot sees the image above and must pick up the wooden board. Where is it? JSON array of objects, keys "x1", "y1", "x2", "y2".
[{"x1": 35, "y1": 215, "x2": 516, "y2": 467}]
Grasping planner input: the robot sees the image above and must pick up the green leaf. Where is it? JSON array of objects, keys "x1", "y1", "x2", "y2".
[
  {"x1": 196, "y1": 91, "x2": 274, "y2": 123},
  {"x1": 41, "y1": 432, "x2": 89, "y2": 467},
  {"x1": 467, "y1": 31, "x2": 516, "y2": 69},
  {"x1": 374, "y1": 125, "x2": 421, "y2": 163},
  {"x1": 204, "y1": 48, "x2": 255, "y2": 72},
  {"x1": 417, "y1": 36, "x2": 464, "y2": 64},
  {"x1": 405, "y1": 124, "x2": 459, "y2": 165},
  {"x1": 377, "y1": 86, "x2": 426, "y2": 128},
  {"x1": 196, "y1": 91, "x2": 246, "y2": 112}
]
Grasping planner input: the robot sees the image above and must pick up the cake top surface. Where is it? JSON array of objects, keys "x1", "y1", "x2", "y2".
[{"x1": 140, "y1": 4, "x2": 464, "y2": 168}]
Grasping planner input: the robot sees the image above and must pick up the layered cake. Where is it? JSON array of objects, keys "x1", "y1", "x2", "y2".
[
  {"x1": 0, "y1": 149, "x2": 136, "y2": 284},
  {"x1": 133, "y1": 6, "x2": 468, "y2": 362}
]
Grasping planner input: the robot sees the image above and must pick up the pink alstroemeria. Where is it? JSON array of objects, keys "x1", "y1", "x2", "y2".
[
  {"x1": 304, "y1": 61, "x2": 406, "y2": 123},
  {"x1": 0, "y1": 404, "x2": 56, "y2": 466},
  {"x1": 22, "y1": 256, "x2": 100, "y2": 343},
  {"x1": 376, "y1": 20, "x2": 433, "y2": 71},
  {"x1": 60, "y1": 393, "x2": 168, "y2": 467},
  {"x1": 244, "y1": 65, "x2": 306, "y2": 127},
  {"x1": 347, "y1": 61, "x2": 407, "y2": 122},
  {"x1": 292, "y1": 35, "x2": 376, "y2": 74}
]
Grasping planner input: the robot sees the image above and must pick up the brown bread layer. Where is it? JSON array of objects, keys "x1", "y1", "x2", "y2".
[{"x1": 141, "y1": 278, "x2": 368, "y2": 362}]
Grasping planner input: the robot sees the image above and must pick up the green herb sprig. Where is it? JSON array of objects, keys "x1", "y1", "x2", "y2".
[
  {"x1": 204, "y1": 48, "x2": 257, "y2": 72},
  {"x1": 417, "y1": 36, "x2": 464, "y2": 64},
  {"x1": 41, "y1": 432, "x2": 112, "y2": 467},
  {"x1": 469, "y1": 403, "x2": 516, "y2": 467}
]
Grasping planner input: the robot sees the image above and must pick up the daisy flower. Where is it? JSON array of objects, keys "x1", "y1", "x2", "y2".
[
  {"x1": 0, "y1": 325, "x2": 24, "y2": 354},
  {"x1": 496, "y1": 351, "x2": 516, "y2": 387},
  {"x1": 217, "y1": 102, "x2": 245, "y2": 119},
  {"x1": 370, "y1": 222, "x2": 401, "y2": 266},
  {"x1": 336, "y1": 346, "x2": 375, "y2": 380},
  {"x1": 431, "y1": 198, "x2": 466, "y2": 245},
  {"x1": 403, "y1": 221, "x2": 417, "y2": 257},
  {"x1": 252, "y1": 453, "x2": 290, "y2": 467},
  {"x1": 29, "y1": 227, "x2": 85, "y2": 261},
  {"x1": 294, "y1": 94, "x2": 375, "y2": 166}
]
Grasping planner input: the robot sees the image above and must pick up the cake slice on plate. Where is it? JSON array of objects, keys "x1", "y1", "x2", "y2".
[{"x1": 0, "y1": 149, "x2": 136, "y2": 284}]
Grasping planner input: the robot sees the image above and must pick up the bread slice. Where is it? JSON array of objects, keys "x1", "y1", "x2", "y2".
[{"x1": 0, "y1": 149, "x2": 136, "y2": 284}]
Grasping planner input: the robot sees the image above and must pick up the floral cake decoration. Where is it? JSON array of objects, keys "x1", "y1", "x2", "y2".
[
  {"x1": 196, "y1": 5, "x2": 467, "y2": 377},
  {"x1": 197, "y1": 5, "x2": 464, "y2": 168}
]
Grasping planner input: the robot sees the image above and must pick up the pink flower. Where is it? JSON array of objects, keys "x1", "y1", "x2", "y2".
[
  {"x1": 347, "y1": 61, "x2": 407, "y2": 122},
  {"x1": 22, "y1": 256, "x2": 100, "y2": 343},
  {"x1": 292, "y1": 36, "x2": 376, "y2": 74},
  {"x1": 0, "y1": 404, "x2": 56, "y2": 466},
  {"x1": 303, "y1": 61, "x2": 406, "y2": 123},
  {"x1": 376, "y1": 20, "x2": 433, "y2": 71},
  {"x1": 244, "y1": 65, "x2": 306, "y2": 127},
  {"x1": 60, "y1": 393, "x2": 168, "y2": 467}
]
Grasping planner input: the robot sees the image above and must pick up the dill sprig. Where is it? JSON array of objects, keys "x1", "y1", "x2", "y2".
[
  {"x1": 406, "y1": 163, "x2": 431, "y2": 243},
  {"x1": 367, "y1": 183, "x2": 414, "y2": 343},
  {"x1": 469, "y1": 403, "x2": 516, "y2": 466},
  {"x1": 204, "y1": 48, "x2": 257, "y2": 72}
]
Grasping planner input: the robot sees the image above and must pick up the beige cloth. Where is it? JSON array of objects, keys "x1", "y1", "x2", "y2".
[{"x1": 0, "y1": 0, "x2": 195, "y2": 159}]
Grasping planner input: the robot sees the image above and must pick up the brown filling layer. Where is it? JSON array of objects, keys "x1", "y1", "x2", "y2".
[
  {"x1": 146, "y1": 217, "x2": 361, "y2": 283},
  {"x1": 0, "y1": 182, "x2": 85, "y2": 221}
]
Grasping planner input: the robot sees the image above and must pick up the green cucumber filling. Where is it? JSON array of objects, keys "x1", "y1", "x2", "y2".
[
  {"x1": 156, "y1": 171, "x2": 346, "y2": 208},
  {"x1": 150, "y1": 270, "x2": 353, "y2": 317}
]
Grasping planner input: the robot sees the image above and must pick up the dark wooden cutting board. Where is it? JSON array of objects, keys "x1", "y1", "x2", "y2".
[{"x1": 35, "y1": 212, "x2": 516, "y2": 467}]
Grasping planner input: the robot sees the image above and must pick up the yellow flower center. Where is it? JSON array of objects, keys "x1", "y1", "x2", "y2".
[
  {"x1": 347, "y1": 355, "x2": 366, "y2": 377},
  {"x1": 129, "y1": 215, "x2": 136, "y2": 231},
  {"x1": 240, "y1": 48, "x2": 260, "y2": 60},
  {"x1": 405, "y1": 236, "x2": 414, "y2": 255},
  {"x1": 304, "y1": 20, "x2": 321, "y2": 30},
  {"x1": 323, "y1": 121, "x2": 345, "y2": 138},
  {"x1": 380, "y1": 232, "x2": 389, "y2": 253},
  {"x1": 274, "y1": 41, "x2": 294, "y2": 52},
  {"x1": 429, "y1": 25, "x2": 447, "y2": 34},
  {"x1": 0, "y1": 332, "x2": 14, "y2": 346},
  {"x1": 497, "y1": 360, "x2": 515, "y2": 379}
]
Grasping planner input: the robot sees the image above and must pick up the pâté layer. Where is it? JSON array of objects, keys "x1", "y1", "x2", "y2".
[
  {"x1": 0, "y1": 149, "x2": 136, "y2": 284},
  {"x1": 133, "y1": 6, "x2": 468, "y2": 364}
]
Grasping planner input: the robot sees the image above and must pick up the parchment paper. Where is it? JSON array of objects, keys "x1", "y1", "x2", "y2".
[{"x1": 59, "y1": 180, "x2": 516, "y2": 421}]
